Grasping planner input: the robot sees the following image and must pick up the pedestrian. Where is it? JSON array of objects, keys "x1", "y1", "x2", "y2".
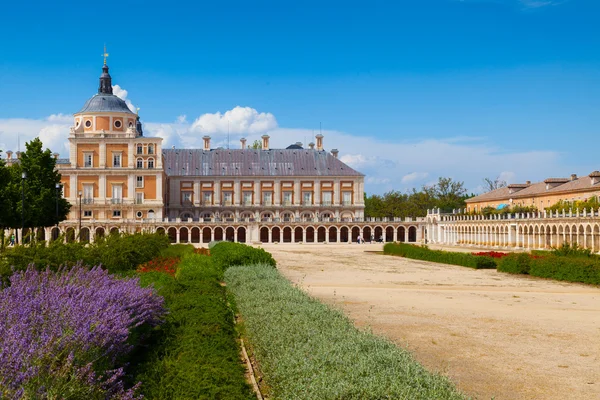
[
  {"x1": 371, "y1": 234, "x2": 375, "y2": 243},
  {"x1": 357, "y1": 235, "x2": 361, "y2": 244},
  {"x1": 10, "y1": 234, "x2": 15, "y2": 246}
]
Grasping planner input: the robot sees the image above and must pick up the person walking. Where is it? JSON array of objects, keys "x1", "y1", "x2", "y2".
[
  {"x1": 10, "y1": 234, "x2": 15, "y2": 246},
  {"x1": 357, "y1": 235, "x2": 362, "y2": 244}
]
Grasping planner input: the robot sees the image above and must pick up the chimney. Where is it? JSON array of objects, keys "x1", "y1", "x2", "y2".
[
  {"x1": 53, "y1": 153, "x2": 59, "y2": 159},
  {"x1": 308, "y1": 142, "x2": 315, "y2": 150},
  {"x1": 16, "y1": 151, "x2": 21, "y2": 159},
  {"x1": 331, "y1": 149, "x2": 339, "y2": 158},
  {"x1": 571, "y1": 174, "x2": 577, "y2": 181},
  {"x1": 203, "y1": 135, "x2": 211, "y2": 151},
  {"x1": 295, "y1": 141, "x2": 303, "y2": 148},
  {"x1": 261, "y1": 134, "x2": 270, "y2": 150},
  {"x1": 315, "y1": 134, "x2": 324, "y2": 151},
  {"x1": 240, "y1": 137, "x2": 247, "y2": 149},
  {"x1": 6, "y1": 150, "x2": 12, "y2": 160}
]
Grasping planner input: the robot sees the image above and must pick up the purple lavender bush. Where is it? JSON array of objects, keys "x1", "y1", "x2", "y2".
[{"x1": 0, "y1": 264, "x2": 165, "y2": 399}]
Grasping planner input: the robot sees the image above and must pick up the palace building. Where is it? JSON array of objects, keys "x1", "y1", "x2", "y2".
[{"x1": 4, "y1": 59, "x2": 426, "y2": 245}]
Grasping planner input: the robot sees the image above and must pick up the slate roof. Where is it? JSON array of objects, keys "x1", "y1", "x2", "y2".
[
  {"x1": 162, "y1": 148, "x2": 364, "y2": 177},
  {"x1": 76, "y1": 94, "x2": 135, "y2": 114}
]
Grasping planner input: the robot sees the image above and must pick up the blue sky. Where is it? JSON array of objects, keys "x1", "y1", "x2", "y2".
[{"x1": 1, "y1": 0, "x2": 599, "y2": 194}]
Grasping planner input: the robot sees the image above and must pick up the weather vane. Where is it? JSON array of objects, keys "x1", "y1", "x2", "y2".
[{"x1": 102, "y1": 45, "x2": 109, "y2": 65}]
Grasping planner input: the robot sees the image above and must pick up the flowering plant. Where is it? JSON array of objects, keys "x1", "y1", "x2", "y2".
[
  {"x1": 471, "y1": 251, "x2": 509, "y2": 259},
  {"x1": 0, "y1": 264, "x2": 165, "y2": 399},
  {"x1": 137, "y1": 256, "x2": 180, "y2": 276}
]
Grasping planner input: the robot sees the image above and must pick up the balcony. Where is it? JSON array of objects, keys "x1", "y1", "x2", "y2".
[
  {"x1": 321, "y1": 201, "x2": 332, "y2": 206},
  {"x1": 263, "y1": 201, "x2": 272, "y2": 207},
  {"x1": 242, "y1": 201, "x2": 253, "y2": 206},
  {"x1": 222, "y1": 201, "x2": 233, "y2": 206},
  {"x1": 342, "y1": 201, "x2": 352, "y2": 206},
  {"x1": 84, "y1": 162, "x2": 92, "y2": 168},
  {"x1": 282, "y1": 201, "x2": 292, "y2": 206},
  {"x1": 181, "y1": 200, "x2": 193, "y2": 207},
  {"x1": 135, "y1": 199, "x2": 144, "y2": 205},
  {"x1": 81, "y1": 198, "x2": 94, "y2": 205},
  {"x1": 302, "y1": 201, "x2": 312, "y2": 206},
  {"x1": 111, "y1": 198, "x2": 122, "y2": 205}
]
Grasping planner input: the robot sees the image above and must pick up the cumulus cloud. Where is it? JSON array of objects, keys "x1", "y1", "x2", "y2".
[
  {"x1": 113, "y1": 84, "x2": 137, "y2": 113},
  {"x1": 401, "y1": 172, "x2": 429, "y2": 184},
  {"x1": 190, "y1": 106, "x2": 277, "y2": 135}
]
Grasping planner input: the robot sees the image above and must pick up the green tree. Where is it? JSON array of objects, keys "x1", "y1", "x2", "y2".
[
  {"x1": 0, "y1": 151, "x2": 11, "y2": 249},
  {"x1": 6, "y1": 139, "x2": 71, "y2": 241},
  {"x1": 250, "y1": 140, "x2": 262, "y2": 149},
  {"x1": 483, "y1": 176, "x2": 507, "y2": 192},
  {"x1": 428, "y1": 177, "x2": 468, "y2": 212}
]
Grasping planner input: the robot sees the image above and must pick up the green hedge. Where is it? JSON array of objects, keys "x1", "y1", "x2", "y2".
[
  {"x1": 498, "y1": 253, "x2": 600, "y2": 285},
  {"x1": 131, "y1": 254, "x2": 254, "y2": 399},
  {"x1": 383, "y1": 242, "x2": 496, "y2": 269},
  {"x1": 225, "y1": 265, "x2": 466, "y2": 400},
  {"x1": 210, "y1": 242, "x2": 276, "y2": 271},
  {"x1": 0, "y1": 232, "x2": 170, "y2": 280}
]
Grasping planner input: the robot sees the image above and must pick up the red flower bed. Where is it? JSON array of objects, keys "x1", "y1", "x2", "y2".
[
  {"x1": 471, "y1": 251, "x2": 509, "y2": 259},
  {"x1": 137, "y1": 256, "x2": 180, "y2": 276}
]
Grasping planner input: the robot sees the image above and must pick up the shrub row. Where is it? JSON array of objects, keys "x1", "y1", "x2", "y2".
[
  {"x1": 498, "y1": 253, "x2": 600, "y2": 285},
  {"x1": 210, "y1": 241, "x2": 276, "y2": 271},
  {"x1": 383, "y1": 242, "x2": 497, "y2": 269},
  {"x1": 0, "y1": 232, "x2": 170, "y2": 281},
  {"x1": 0, "y1": 265, "x2": 165, "y2": 398},
  {"x1": 225, "y1": 264, "x2": 466, "y2": 400},
  {"x1": 130, "y1": 253, "x2": 254, "y2": 399}
]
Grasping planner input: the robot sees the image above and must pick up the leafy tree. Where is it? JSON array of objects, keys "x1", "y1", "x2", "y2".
[
  {"x1": 427, "y1": 177, "x2": 468, "y2": 212},
  {"x1": 250, "y1": 140, "x2": 262, "y2": 149},
  {"x1": 4, "y1": 139, "x2": 71, "y2": 242},
  {"x1": 483, "y1": 176, "x2": 507, "y2": 192}
]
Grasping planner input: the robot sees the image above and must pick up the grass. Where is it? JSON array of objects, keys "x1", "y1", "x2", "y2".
[
  {"x1": 225, "y1": 264, "x2": 467, "y2": 400},
  {"x1": 129, "y1": 253, "x2": 254, "y2": 400}
]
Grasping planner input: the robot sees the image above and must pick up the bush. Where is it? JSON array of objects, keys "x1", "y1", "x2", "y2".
[
  {"x1": 383, "y1": 242, "x2": 497, "y2": 269},
  {"x1": 0, "y1": 265, "x2": 165, "y2": 399},
  {"x1": 0, "y1": 232, "x2": 170, "y2": 281},
  {"x1": 497, "y1": 253, "x2": 532, "y2": 275},
  {"x1": 159, "y1": 243, "x2": 195, "y2": 258},
  {"x1": 210, "y1": 242, "x2": 276, "y2": 271},
  {"x1": 552, "y1": 243, "x2": 594, "y2": 258},
  {"x1": 225, "y1": 264, "x2": 466, "y2": 400},
  {"x1": 130, "y1": 254, "x2": 254, "y2": 399}
]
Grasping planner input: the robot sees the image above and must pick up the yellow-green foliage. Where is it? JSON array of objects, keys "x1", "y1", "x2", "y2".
[{"x1": 383, "y1": 242, "x2": 497, "y2": 269}]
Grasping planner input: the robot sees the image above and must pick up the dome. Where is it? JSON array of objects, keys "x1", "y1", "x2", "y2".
[{"x1": 76, "y1": 93, "x2": 135, "y2": 114}]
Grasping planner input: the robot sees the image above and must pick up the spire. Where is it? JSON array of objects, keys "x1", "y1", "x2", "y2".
[{"x1": 98, "y1": 45, "x2": 113, "y2": 94}]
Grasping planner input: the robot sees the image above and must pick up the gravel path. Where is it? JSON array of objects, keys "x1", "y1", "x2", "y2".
[{"x1": 261, "y1": 243, "x2": 600, "y2": 400}]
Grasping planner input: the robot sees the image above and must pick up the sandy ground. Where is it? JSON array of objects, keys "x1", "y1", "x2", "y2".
[{"x1": 259, "y1": 243, "x2": 600, "y2": 400}]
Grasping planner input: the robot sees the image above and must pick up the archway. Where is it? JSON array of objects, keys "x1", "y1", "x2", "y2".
[
  {"x1": 397, "y1": 226, "x2": 406, "y2": 242},
  {"x1": 237, "y1": 227, "x2": 246, "y2": 243},
  {"x1": 328, "y1": 226, "x2": 337, "y2": 242},
  {"x1": 180, "y1": 227, "x2": 189, "y2": 243},
  {"x1": 66, "y1": 227, "x2": 75, "y2": 243},
  {"x1": 317, "y1": 226, "x2": 327, "y2": 243},
  {"x1": 363, "y1": 226, "x2": 372, "y2": 242},
  {"x1": 191, "y1": 227, "x2": 200, "y2": 243},
  {"x1": 351, "y1": 227, "x2": 360, "y2": 242},
  {"x1": 51, "y1": 227, "x2": 60, "y2": 242},
  {"x1": 80, "y1": 227, "x2": 90, "y2": 243},
  {"x1": 340, "y1": 226, "x2": 349, "y2": 243},
  {"x1": 95, "y1": 227, "x2": 105, "y2": 241},
  {"x1": 214, "y1": 227, "x2": 223, "y2": 241},
  {"x1": 202, "y1": 227, "x2": 212, "y2": 243},
  {"x1": 260, "y1": 227, "x2": 269, "y2": 243},
  {"x1": 294, "y1": 227, "x2": 303, "y2": 243},
  {"x1": 36, "y1": 228, "x2": 45, "y2": 242},
  {"x1": 225, "y1": 227, "x2": 235, "y2": 242},
  {"x1": 385, "y1": 226, "x2": 394, "y2": 242},
  {"x1": 283, "y1": 227, "x2": 292, "y2": 243},
  {"x1": 167, "y1": 227, "x2": 177, "y2": 243},
  {"x1": 408, "y1": 226, "x2": 417, "y2": 242},
  {"x1": 305, "y1": 227, "x2": 315, "y2": 243},
  {"x1": 272, "y1": 227, "x2": 281, "y2": 243},
  {"x1": 374, "y1": 226, "x2": 383, "y2": 242},
  {"x1": 156, "y1": 227, "x2": 165, "y2": 237},
  {"x1": 109, "y1": 227, "x2": 119, "y2": 235}
]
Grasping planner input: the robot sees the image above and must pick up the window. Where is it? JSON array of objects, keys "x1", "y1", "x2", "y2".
[
  {"x1": 112, "y1": 153, "x2": 122, "y2": 168},
  {"x1": 83, "y1": 153, "x2": 93, "y2": 168},
  {"x1": 283, "y1": 191, "x2": 292, "y2": 206},
  {"x1": 137, "y1": 145, "x2": 143, "y2": 154},
  {"x1": 83, "y1": 184, "x2": 93, "y2": 204},
  {"x1": 223, "y1": 191, "x2": 233, "y2": 206},
  {"x1": 112, "y1": 210, "x2": 121, "y2": 218},
  {"x1": 135, "y1": 192, "x2": 144, "y2": 204},
  {"x1": 148, "y1": 158, "x2": 154, "y2": 169},
  {"x1": 111, "y1": 185, "x2": 122, "y2": 204},
  {"x1": 303, "y1": 192, "x2": 312, "y2": 205},
  {"x1": 136, "y1": 211, "x2": 143, "y2": 218},
  {"x1": 148, "y1": 144, "x2": 154, "y2": 154},
  {"x1": 262, "y1": 191, "x2": 272, "y2": 206},
  {"x1": 136, "y1": 158, "x2": 143, "y2": 169},
  {"x1": 181, "y1": 191, "x2": 192, "y2": 204},
  {"x1": 282, "y1": 212, "x2": 293, "y2": 222},
  {"x1": 85, "y1": 120, "x2": 92, "y2": 128},
  {"x1": 136, "y1": 176, "x2": 144, "y2": 188},
  {"x1": 342, "y1": 191, "x2": 352, "y2": 206},
  {"x1": 322, "y1": 191, "x2": 332, "y2": 206},
  {"x1": 203, "y1": 192, "x2": 212, "y2": 205},
  {"x1": 243, "y1": 191, "x2": 253, "y2": 205},
  {"x1": 83, "y1": 210, "x2": 92, "y2": 217},
  {"x1": 114, "y1": 120, "x2": 122, "y2": 128},
  {"x1": 148, "y1": 210, "x2": 155, "y2": 218}
]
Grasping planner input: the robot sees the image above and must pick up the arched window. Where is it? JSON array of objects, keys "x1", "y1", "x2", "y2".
[
  {"x1": 136, "y1": 158, "x2": 143, "y2": 169},
  {"x1": 148, "y1": 158, "x2": 155, "y2": 169}
]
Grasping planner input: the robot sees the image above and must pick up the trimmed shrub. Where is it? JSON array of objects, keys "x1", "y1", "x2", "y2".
[
  {"x1": 225, "y1": 264, "x2": 466, "y2": 400},
  {"x1": 497, "y1": 253, "x2": 532, "y2": 275},
  {"x1": 383, "y1": 242, "x2": 496, "y2": 269},
  {"x1": 130, "y1": 254, "x2": 254, "y2": 399},
  {"x1": 529, "y1": 256, "x2": 600, "y2": 285},
  {"x1": 210, "y1": 242, "x2": 276, "y2": 271}
]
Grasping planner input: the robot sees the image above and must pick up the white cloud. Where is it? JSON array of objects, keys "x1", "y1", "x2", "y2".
[
  {"x1": 0, "y1": 118, "x2": 71, "y2": 156},
  {"x1": 401, "y1": 172, "x2": 429, "y2": 184},
  {"x1": 190, "y1": 106, "x2": 277, "y2": 135},
  {"x1": 46, "y1": 114, "x2": 72, "y2": 124},
  {"x1": 113, "y1": 84, "x2": 137, "y2": 113}
]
